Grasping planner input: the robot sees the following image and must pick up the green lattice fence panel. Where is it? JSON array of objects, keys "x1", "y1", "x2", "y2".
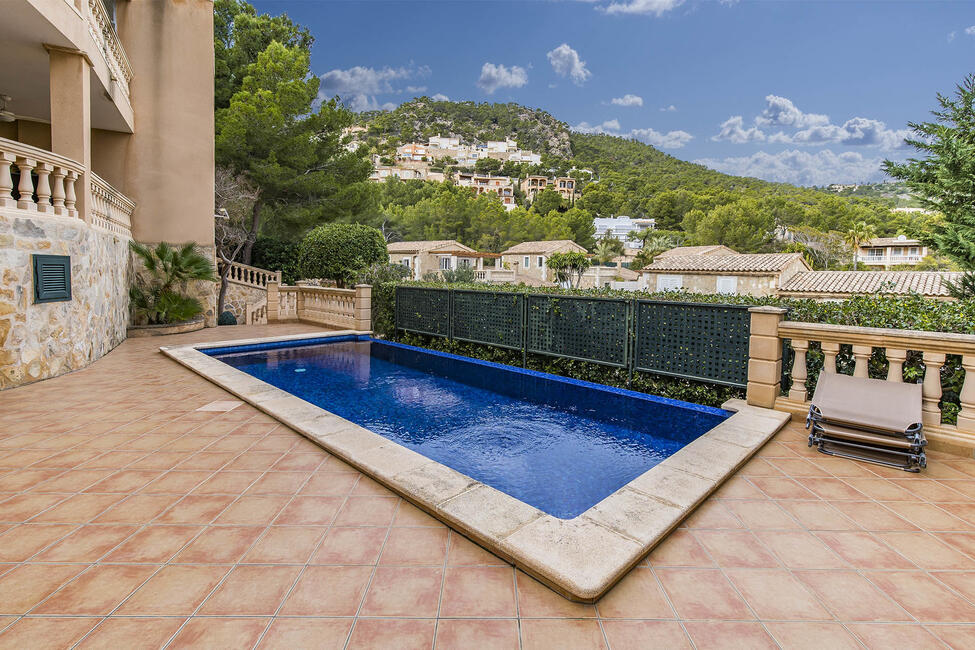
[
  {"x1": 451, "y1": 290, "x2": 525, "y2": 350},
  {"x1": 395, "y1": 286, "x2": 450, "y2": 338},
  {"x1": 526, "y1": 295, "x2": 629, "y2": 367},
  {"x1": 634, "y1": 300, "x2": 751, "y2": 387}
]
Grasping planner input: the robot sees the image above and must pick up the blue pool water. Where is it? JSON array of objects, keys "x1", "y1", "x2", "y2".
[{"x1": 206, "y1": 337, "x2": 729, "y2": 518}]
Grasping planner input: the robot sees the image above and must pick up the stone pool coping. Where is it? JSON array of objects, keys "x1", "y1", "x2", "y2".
[{"x1": 161, "y1": 330, "x2": 791, "y2": 602}]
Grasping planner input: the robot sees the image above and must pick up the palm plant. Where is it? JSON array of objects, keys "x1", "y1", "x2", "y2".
[
  {"x1": 631, "y1": 233, "x2": 681, "y2": 270},
  {"x1": 129, "y1": 242, "x2": 217, "y2": 325},
  {"x1": 593, "y1": 238, "x2": 623, "y2": 266},
  {"x1": 843, "y1": 221, "x2": 877, "y2": 271}
]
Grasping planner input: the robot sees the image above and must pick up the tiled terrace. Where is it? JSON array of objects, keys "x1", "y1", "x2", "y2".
[{"x1": 2, "y1": 325, "x2": 975, "y2": 649}]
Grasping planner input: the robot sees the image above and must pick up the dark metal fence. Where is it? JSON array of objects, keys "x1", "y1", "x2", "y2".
[{"x1": 394, "y1": 286, "x2": 752, "y2": 387}]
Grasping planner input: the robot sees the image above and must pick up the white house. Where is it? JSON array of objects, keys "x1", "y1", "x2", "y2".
[
  {"x1": 856, "y1": 235, "x2": 929, "y2": 269},
  {"x1": 593, "y1": 216, "x2": 656, "y2": 248}
]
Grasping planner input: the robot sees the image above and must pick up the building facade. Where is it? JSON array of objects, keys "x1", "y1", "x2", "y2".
[
  {"x1": 856, "y1": 235, "x2": 928, "y2": 269},
  {"x1": 500, "y1": 240, "x2": 588, "y2": 284},
  {"x1": 0, "y1": 0, "x2": 215, "y2": 388},
  {"x1": 593, "y1": 216, "x2": 656, "y2": 248},
  {"x1": 521, "y1": 175, "x2": 579, "y2": 203},
  {"x1": 456, "y1": 173, "x2": 516, "y2": 210},
  {"x1": 638, "y1": 253, "x2": 810, "y2": 297}
]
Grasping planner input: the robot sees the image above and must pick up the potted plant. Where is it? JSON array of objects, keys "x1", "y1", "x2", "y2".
[{"x1": 127, "y1": 242, "x2": 217, "y2": 337}]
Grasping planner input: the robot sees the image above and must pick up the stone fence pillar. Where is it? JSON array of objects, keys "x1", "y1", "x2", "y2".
[
  {"x1": 267, "y1": 281, "x2": 279, "y2": 321},
  {"x1": 746, "y1": 306, "x2": 788, "y2": 409},
  {"x1": 354, "y1": 284, "x2": 372, "y2": 332}
]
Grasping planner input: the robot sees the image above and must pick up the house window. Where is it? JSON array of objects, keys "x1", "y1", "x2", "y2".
[
  {"x1": 459, "y1": 258, "x2": 472, "y2": 268},
  {"x1": 657, "y1": 275, "x2": 683, "y2": 291},
  {"x1": 867, "y1": 248, "x2": 884, "y2": 258},
  {"x1": 440, "y1": 257, "x2": 452, "y2": 270},
  {"x1": 537, "y1": 256, "x2": 544, "y2": 268},
  {"x1": 401, "y1": 258, "x2": 410, "y2": 268},
  {"x1": 909, "y1": 247, "x2": 919, "y2": 255},
  {"x1": 523, "y1": 256, "x2": 531, "y2": 268},
  {"x1": 716, "y1": 276, "x2": 738, "y2": 295}
]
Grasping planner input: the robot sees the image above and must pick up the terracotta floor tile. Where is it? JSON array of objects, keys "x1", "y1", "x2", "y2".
[
  {"x1": 596, "y1": 567, "x2": 674, "y2": 618},
  {"x1": 104, "y1": 525, "x2": 202, "y2": 563},
  {"x1": 32, "y1": 564, "x2": 157, "y2": 615},
  {"x1": 656, "y1": 568, "x2": 753, "y2": 620},
  {"x1": 273, "y1": 496, "x2": 343, "y2": 525},
  {"x1": 91, "y1": 494, "x2": 180, "y2": 524},
  {"x1": 520, "y1": 619, "x2": 606, "y2": 650},
  {"x1": 0, "y1": 563, "x2": 88, "y2": 614},
  {"x1": 937, "y1": 532, "x2": 975, "y2": 560},
  {"x1": 393, "y1": 501, "x2": 446, "y2": 527},
  {"x1": 794, "y1": 476, "x2": 868, "y2": 500},
  {"x1": 311, "y1": 526, "x2": 388, "y2": 565},
  {"x1": 223, "y1": 451, "x2": 283, "y2": 470},
  {"x1": 77, "y1": 452, "x2": 148, "y2": 470},
  {"x1": 299, "y1": 471, "x2": 358, "y2": 496},
  {"x1": 683, "y1": 621, "x2": 777, "y2": 650},
  {"x1": 0, "y1": 617, "x2": 99, "y2": 649},
  {"x1": 713, "y1": 476, "x2": 767, "y2": 499},
  {"x1": 876, "y1": 531, "x2": 975, "y2": 570},
  {"x1": 681, "y1": 500, "x2": 743, "y2": 529},
  {"x1": 737, "y1": 458, "x2": 786, "y2": 477},
  {"x1": 723, "y1": 499, "x2": 801, "y2": 529},
  {"x1": 830, "y1": 501, "x2": 919, "y2": 532},
  {"x1": 116, "y1": 564, "x2": 228, "y2": 615},
  {"x1": 814, "y1": 531, "x2": 917, "y2": 570},
  {"x1": 30, "y1": 469, "x2": 116, "y2": 493},
  {"x1": 280, "y1": 565, "x2": 373, "y2": 616},
  {"x1": 646, "y1": 528, "x2": 715, "y2": 567},
  {"x1": 258, "y1": 618, "x2": 351, "y2": 649},
  {"x1": 440, "y1": 566, "x2": 516, "y2": 617},
  {"x1": 843, "y1": 478, "x2": 917, "y2": 501},
  {"x1": 172, "y1": 525, "x2": 264, "y2": 563},
  {"x1": 515, "y1": 571, "x2": 596, "y2": 618},
  {"x1": 726, "y1": 568, "x2": 832, "y2": 620},
  {"x1": 881, "y1": 501, "x2": 973, "y2": 531},
  {"x1": 434, "y1": 619, "x2": 519, "y2": 650},
  {"x1": 271, "y1": 452, "x2": 325, "y2": 472},
  {"x1": 214, "y1": 495, "x2": 290, "y2": 525},
  {"x1": 243, "y1": 526, "x2": 325, "y2": 563},
  {"x1": 749, "y1": 475, "x2": 820, "y2": 500},
  {"x1": 140, "y1": 470, "x2": 213, "y2": 494},
  {"x1": 866, "y1": 570, "x2": 975, "y2": 622},
  {"x1": 793, "y1": 570, "x2": 912, "y2": 622},
  {"x1": 764, "y1": 622, "x2": 861, "y2": 650},
  {"x1": 447, "y1": 531, "x2": 508, "y2": 566},
  {"x1": 84, "y1": 470, "x2": 162, "y2": 494},
  {"x1": 380, "y1": 527, "x2": 448, "y2": 566},
  {"x1": 846, "y1": 623, "x2": 944, "y2": 649},
  {"x1": 333, "y1": 496, "x2": 399, "y2": 527},
  {"x1": 890, "y1": 479, "x2": 970, "y2": 503},
  {"x1": 0, "y1": 469, "x2": 65, "y2": 491},
  {"x1": 191, "y1": 470, "x2": 261, "y2": 495},
  {"x1": 0, "y1": 524, "x2": 77, "y2": 561},
  {"x1": 0, "y1": 494, "x2": 65, "y2": 522},
  {"x1": 807, "y1": 456, "x2": 882, "y2": 478},
  {"x1": 350, "y1": 476, "x2": 392, "y2": 496},
  {"x1": 200, "y1": 565, "x2": 301, "y2": 615},
  {"x1": 75, "y1": 617, "x2": 186, "y2": 650},
  {"x1": 776, "y1": 500, "x2": 859, "y2": 530},
  {"x1": 246, "y1": 471, "x2": 310, "y2": 495},
  {"x1": 601, "y1": 620, "x2": 691, "y2": 650},
  {"x1": 932, "y1": 571, "x2": 975, "y2": 603},
  {"x1": 347, "y1": 618, "x2": 436, "y2": 650},
  {"x1": 692, "y1": 530, "x2": 780, "y2": 568},
  {"x1": 360, "y1": 566, "x2": 443, "y2": 617},
  {"x1": 766, "y1": 457, "x2": 832, "y2": 477},
  {"x1": 34, "y1": 524, "x2": 136, "y2": 562},
  {"x1": 154, "y1": 494, "x2": 236, "y2": 524},
  {"x1": 176, "y1": 451, "x2": 237, "y2": 471},
  {"x1": 927, "y1": 624, "x2": 975, "y2": 649},
  {"x1": 167, "y1": 617, "x2": 268, "y2": 649},
  {"x1": 247, "y1": 435, "x2": 299, "y2": 453},
  {"x1": 29, "y1": 493, "x2": 124, "y2": 523},
  {"x1": 942, "y1": 503, "x2": 975, "y2": 527}
]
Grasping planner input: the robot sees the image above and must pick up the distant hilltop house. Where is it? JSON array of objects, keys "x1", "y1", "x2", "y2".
[
  {"x1": 499, "y1": 240, "x2": 588, "y2": 284},
  {"x1": 855, "y1": 235, "x2": 928, "y2": 269},
  {"x1": 593, "y1": 216, "x2": 656, "y2": 248},
  {"x1": 387, "y1": 240, "x2": 500, "y2": 280},
  {"x1": 521, "y1": 175, "x2": 579, "y2": 203},
  {"x1": 455, "y1": 173, "x2": 516, "y2": 211},
  {"x1": 639, "y1": 252, "x2": 811, "y2": 297}
]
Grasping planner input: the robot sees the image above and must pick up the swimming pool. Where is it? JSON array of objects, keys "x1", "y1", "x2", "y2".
[{"x1": 205, "y1": 335, "x2": 729, "y2": 518}]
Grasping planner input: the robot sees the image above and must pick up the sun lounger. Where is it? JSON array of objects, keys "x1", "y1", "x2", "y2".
[{"x1": 806, "y1": 371, "x2": 925, "y2": 472}]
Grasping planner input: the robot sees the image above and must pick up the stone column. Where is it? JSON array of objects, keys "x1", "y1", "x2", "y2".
[
  {"x1": 746, "y1": 306, "x2": 788, "y2": 409},
  {"x1": 354, "y1": 284, "x2": 372, "y2": 332},
  {"x1": 267, "y1": 281, "x2": 280, "y2": 322},
  {"x1": 48, "y1": 47, "x2": 91, "y2": 222},
  {"x1": 958, "y1": 355, "x2": 975, "y2": 435}
]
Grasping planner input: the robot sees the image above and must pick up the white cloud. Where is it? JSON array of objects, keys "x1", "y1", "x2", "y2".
[
  {"x1": 477, "y1": 62, "x2": 528, "y2": 94},
  {"x1": 966, "y1": 25, "x2": 975, "y2": 36},
  {"x1": 405, "y1": 85, "x2": 427, "y2": 94},
  {"x1": 602, "y1": 0, "x2": 684, "y2": 16},
  {"x1": 659, "y1": 104, "x2": 677, "y2": 112},
  {"x1": 319, "y1": 63, "x2": 430, "y2": 112},
  {"x1": 610, "y1": 94, "x2": 643, "y2": 107},
  {"x1": 630, "y1": 127, "x2": 693, "y2": 149},
  {"x1": 431, "y1": 93, "x2": 450, "y2": 101},
  {"x1": 572, "y1": 119, "x2": 693, "y2": 149},
  {"x1": 755, "y1": 95, "x2": 829, "y2": 129},
  {"x1": 948, "y1": 31, "x2": 957, "y2": 42},
  {"x1": 712, "y1": 115, "x2": 766, "y2": 143},
  {"x1": 547, "y1": 44, "x2": 591, "y2": 85},
  {"x1": 695, "y1": 149, "x2": 886, "y2": 186}
]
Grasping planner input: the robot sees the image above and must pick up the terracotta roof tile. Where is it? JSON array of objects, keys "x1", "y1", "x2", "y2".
[
  {"x1": 779, "y1": 271, "x2": 963, "y2": 297},
  {"x1": 645, "y1": 253, "x2": 808, "y2": 273}
]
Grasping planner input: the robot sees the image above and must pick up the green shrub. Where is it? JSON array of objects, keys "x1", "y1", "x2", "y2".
[
  {"x1": 299, "y1": 224, "x2": 387, "y2": 288},
  {"x1": 251, "y1": 237, "x2": 301, "y2": 285},
  {"x1": 129, "y1": 241, "x2": 216, "y2": 325}
]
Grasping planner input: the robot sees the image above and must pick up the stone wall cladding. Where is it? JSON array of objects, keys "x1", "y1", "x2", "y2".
[
  {"x1": 0, "y1": 212, "x2": 131, "y2": 389},
  {"x1": 222, "y1": 282, "x2": 267, "y2": 322}
]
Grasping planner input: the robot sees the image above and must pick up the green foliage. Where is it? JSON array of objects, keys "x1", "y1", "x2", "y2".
[
  {"x1": 355, "y1": 262, "x2": 412, "y2": 286},
  {"x1": 546, "y1": 252, "x2": 591, "y2": 287},
  {"x1": 843, "y1": 221, "x2": 877, "y2": 270},
  {"x1": 129, "y1": 242, "x2": 216, "y2": 325},
  {"x1": 593, "y1": 236, "x2": 624, "y2": 265},
  {"x1": 251, "y1": 237, "x2": 301, "y2": 284},
  {"x1": 298, "y1": 223, "x2": 387, "y2": 287},
  {"x1": 946, "y1": 271, "x2": 975, "y2": 300},
  {"x1": 474, "y1": 158, "x2": 503, "y2": 175},
  {"x1": 218, "y1": 311, "x2": 238, "y2": 326},
  {"x1": 883, "y1": 74, "x2": 975, "y2": 270},
  {"x1": 681, "y1": 199, "x2": 775, "y2": 252},
  {"x1": 530, "y1": 188, "x2": 565, "y2": 216}
]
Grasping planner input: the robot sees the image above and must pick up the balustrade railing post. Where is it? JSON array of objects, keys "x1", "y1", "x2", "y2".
[
  {"x1": 0, "y1": 153, "x2": 14, "y2": 208},
  {"x1": 51, "y1": 167, "x2": 66, "y2": 215},
  {"x1": 34, "y1": 163, "x2": 52, "y2": 213},
  {"x1": 852, "y1": 345, "x2": 872, "y2": 378},
  {"x1": 267, "y1": 281, "x2": 280, "y2": 321},
  {"x1": 16, "y1": 157, "x2": 36, "y2": 211},
  {"x1": 886, "y1": 349, "x2": 907, "y2": 382},
  {"x1": 821, "y1": 341, "x2": 839, "y2": 373},
  {"x1": 746, "y1": 306, "x2": 788, "y2": 409},
  {"x1": 789, "y1": 339, "x2": 809, "y2": 402},
  {"x1": 958, "y1": 355, "x2": 975, "y2": 434},
  {"x1": 922, "y1": 351, "x2": 946, "y2": 427},
  {"x1": 64, "y1": 170, "x2": 78, "y2": 217}
]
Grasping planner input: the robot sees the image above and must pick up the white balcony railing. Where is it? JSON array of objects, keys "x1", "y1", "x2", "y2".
[
  {"x1": 90, "y1": 172, "x2": 134, "y2": 237},
  {"x1": 85, "y1": 0, "x2": 133, "y2": 98},
  {"x1": 858, "y1": 254, "x2": 923, "y2": 265},
  {"x1": 0, "y1": 137, "x2": 83, "y2": 218},
  {"x1": 219, "y1": 261, "x2": 283, "y2": 289}
]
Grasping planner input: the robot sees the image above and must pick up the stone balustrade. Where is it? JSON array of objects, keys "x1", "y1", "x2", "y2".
[
  {"x1": 474, "y1": 269, "x2": 516, "y2": 283},
  {"x1": 746, "y1": 309, "x2": 975, "y2": 455},
  {"x1": 86, "y1": 0, "x2": 133, "y2": 98},
  {"x1": 0, "y1": 137, "x2": 84, "y2": 218},
  {"x1": 220, "y1": 261, "x2": 283, "y2": 289},
  {"x1": 90, "y1": 172, "x2": 134, "y2": 237},
  {"x1": 245, "y1": 298, "x2": 268, "y2": 325},
  {"x1": 268, "y1": 282, "x2": 371, "y2": 331}
]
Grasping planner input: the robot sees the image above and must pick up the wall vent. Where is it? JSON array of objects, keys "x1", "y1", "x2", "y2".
[{"x1": 32, "y1": 254, "x2": 72, "y2": 303}]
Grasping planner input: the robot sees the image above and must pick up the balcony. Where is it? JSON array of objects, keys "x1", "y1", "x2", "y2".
[{"x1": 859, "y1": 254, "x2": 923, "y2": 266}]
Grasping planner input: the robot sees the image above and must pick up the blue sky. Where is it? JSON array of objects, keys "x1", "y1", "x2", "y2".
[{"x1": 253, "y1": 0, "x2": 974, "y2": 185}]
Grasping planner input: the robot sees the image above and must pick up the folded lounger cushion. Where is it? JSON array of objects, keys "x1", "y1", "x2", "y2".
[{"x1": 806, "y1": 372, "x2": 925, "y2": 472}]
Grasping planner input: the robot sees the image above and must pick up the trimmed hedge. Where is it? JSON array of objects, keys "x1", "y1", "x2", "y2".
[{"x1": 372, "y1": 281, "x2": 975, "y2": 418}]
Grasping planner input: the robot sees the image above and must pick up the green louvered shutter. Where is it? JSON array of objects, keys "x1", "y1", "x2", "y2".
[{"x1": 33, "y1": 254, "x2": 72, "y2": 303}]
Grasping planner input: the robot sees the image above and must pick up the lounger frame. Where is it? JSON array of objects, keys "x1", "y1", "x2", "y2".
[{"x1": 806, "y1": 405, "x2": 926, "y2": 472}]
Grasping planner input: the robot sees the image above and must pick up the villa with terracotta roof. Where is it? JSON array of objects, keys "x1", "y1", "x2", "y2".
[
  {"x1": 856, "y1": 235, "x2": 929, "y2": 269},
  {"x1": 387, "y1": 240, "x2": 503, "y2": 280},
  {"x1": 500, "y1": 240, "x2": 588, "y2": 284},
  {"x1": 639, "y1": 252, "x2": 811, "y2": 296}
]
